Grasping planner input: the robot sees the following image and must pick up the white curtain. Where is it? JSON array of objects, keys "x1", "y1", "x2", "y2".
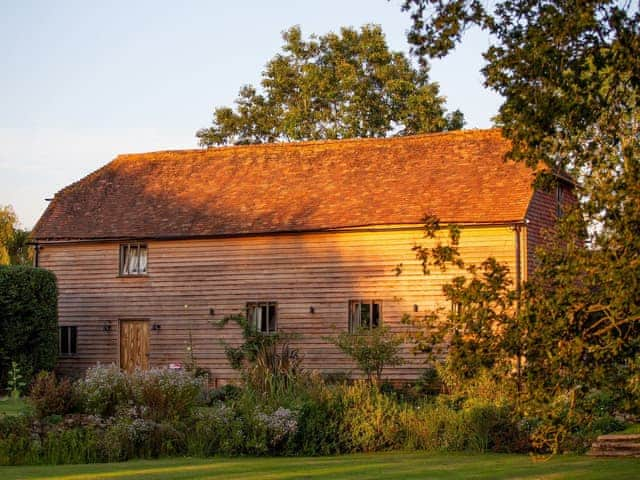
[
  {"x1": 122, "y1": 245, "x2": 147, "y2": 274},
  {"x1": 138, "y1": 246, "x2": 148, "y2": 273},
  {"x1": 122, "y1": 246, "x2": 131, "y2": 274},
  {"x1": 128, "y1": 245, "x2": 139, "y2": 273}
]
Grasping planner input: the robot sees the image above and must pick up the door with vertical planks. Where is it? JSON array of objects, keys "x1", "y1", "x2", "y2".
[{"x1": 120, "y1": 320, "x2": 149, "y2": 372}]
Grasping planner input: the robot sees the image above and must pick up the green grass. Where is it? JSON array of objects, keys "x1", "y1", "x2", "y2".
[
  {"x1": 0, "y1": 397, "x2": 31, "y2": 416},
  {"x1": 620, "y1": 424, "x2": 640, "y2": 434},
  {"x1": 1, "y1": 452, "x2": 639, "y2": 480}
]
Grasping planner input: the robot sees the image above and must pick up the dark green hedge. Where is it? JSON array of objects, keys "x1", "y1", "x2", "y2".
[{"x1": 0, "y1": 265, "x2": 58, "y2": 388}]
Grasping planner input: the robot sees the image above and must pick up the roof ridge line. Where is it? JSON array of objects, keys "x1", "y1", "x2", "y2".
[{"x1": 114, "y1": 128, "x2": 502, "y2": 160}]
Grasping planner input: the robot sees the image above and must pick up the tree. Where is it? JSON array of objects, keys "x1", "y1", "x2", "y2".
[
  {"x1": 400, "y1": 0, "x2": 639, "y2": 409},
  {"x1": 196, "y1": 25, "x2": 464, "y2": 146},
  {"x1": 400, "y1": 217, "x2": 524, "y2": 400},
  {"x1": 0, "y1": 206, "x2": 13, "y2": 264},
  {"x1": 326, "y1": 326, "x2": 404, "y2": 383},
  {"x1": 523, "y1": 212, "x2": 640, "y2": 409},
  {"x1": 0, "y1": 205, "x2": 33, "y2": 265}
]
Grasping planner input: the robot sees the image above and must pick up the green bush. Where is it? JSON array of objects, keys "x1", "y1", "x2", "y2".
[
  {"x1": 130, "y1": 368, "x2": 206, "y2": 422},
  {"x1": 75, "y1": 364, "x2": 132, "y2": 417},
  {"x1": 188, "y1": 404, "x2": 246, "y2": 456},
  {"x1": 462, "y1": 403, "x2": 524, "y2": 452},
  {"x1": 0, "y1": 266, "x2": 58, "y2": 387},
  {"x1": 208, "y1": 384, "x2": 242, "y2": 404},
  {"x1": 0, "y1": 366, "x2": 544, "y2": 465},
  {"x1": 0, "y1": 415, "x2": 37, "y2": 465},
  {"x1": 332, "y1": 381, "x2": 403, "y2": 452},
  {"x1": 291, "y1": 398, "x2": 343, "y2": 455},
  {"x1": 41, "y1": 428, "x2": 101, "y2": 465},
  {"x1": 326, "y1": 327, "x2": 403, "y2": 383},
  {"x1": 76, "y1": 365, "x2": 206, "y2": 421},
  {"x1": 100, "y1": 416, "x2": 185, "y2": 462}
]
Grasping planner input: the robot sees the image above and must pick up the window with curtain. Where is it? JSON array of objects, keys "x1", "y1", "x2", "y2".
[
  {"x1": 348, "y1": 300, "x2": 382, "y2": 333},
  {"x1": 246, "y1": 302, "x2": 277, "y2": 333},
  {"x1": 120, "y1": 244, "x2": 148, "y2": 275}
]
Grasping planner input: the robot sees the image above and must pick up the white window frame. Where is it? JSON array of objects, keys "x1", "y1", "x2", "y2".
[{"x1": 119, "y1": 243, "x2": 148, "y2": 275}]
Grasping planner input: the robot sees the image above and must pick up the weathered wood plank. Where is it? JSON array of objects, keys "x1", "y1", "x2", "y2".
[{"x1": 43, "y1": 226, "x2": 519, "y2": 382}]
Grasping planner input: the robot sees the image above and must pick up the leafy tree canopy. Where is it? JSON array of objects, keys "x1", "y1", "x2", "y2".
[
  {"x1": 0, "y1": 205, "x2": 32, "y2": 266},
  {"x1": 400, "y1": 0, "x2": 639, "y2": 416},
  {"x1": 197, "y1": 25, "x2": 464, "y2": 146},
  {"x1": 401, "y1": 0, "x2": 639, "y2": 240}
]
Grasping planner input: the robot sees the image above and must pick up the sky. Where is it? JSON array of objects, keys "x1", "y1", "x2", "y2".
[{"x1": 0, "y1": 0, "x2": 501, "y2": 229}]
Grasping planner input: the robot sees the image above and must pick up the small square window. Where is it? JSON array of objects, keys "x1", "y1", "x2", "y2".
[
  {"x1": 59, "y1": 326, "x2": 77, "y2": 355},
  {"x1": 348, "y1": 300, "x2": 382, "y2": 333},
  {"x1": 247, "y1": 302, "x2": 277, "y2": 333},
  {"x1": 120, "y1": 243, "x2": 148, "y2": 275}
]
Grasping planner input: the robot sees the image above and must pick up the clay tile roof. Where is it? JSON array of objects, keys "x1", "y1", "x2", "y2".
[{"x1": 32, "y1": 129, "x2": 537, "y2": 241}]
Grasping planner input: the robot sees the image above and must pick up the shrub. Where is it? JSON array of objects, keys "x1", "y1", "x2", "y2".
[
  {"x1": 208, "y1": 384, "x2": 242, "y2": 404},
  {"x1": 243, "y1": 339, "x2": 306, "y2": 400},
  {"x1": 0, "y1": 266, "x2": 58, "y2": 388},
  {"x1": 326, "y1": 326, "x2": 403, "y2": 383},
  {"x1": 257, "y1": 407, "x2": 298, "y2": 451},
  {"x1": 290, "y1": 397, "x2": 343, "y2": 455},
  {"x1": 415, "y1": 367, "x2": 442, "y2": 396},
  {"x1": 397, "y1": 401, "x2": 465, "y2": 451},
  {"x1": 41, "y1": 427, "x2": 101, "y2": 465},
  {"x1": 333, "y1": 381, "x2": 404, "y2": 452},
  {"x1": 30, "y1": 371, "x2": 77, "y2": 418},
  {"x1": 187, "y1": 404, "x2": 246, "y2": 456},
  {"x1": 99, "y1": 415, "x2": 185, "y2": 462},
  {"x1": 462, "y1": 402, "x2": 525, "y2": 452},
  {"x1": 0, "y1": 415, "x2": 36, "y2": 465},
  {"x1": 75, "y1": 364, "x2": 132, "y2": 417},
  {"x1": 130, "y1": 368, "x2": 206, "y2": 422},
  {"x1": 527, "y1": 392, "x2": 628, "y2": 454}
]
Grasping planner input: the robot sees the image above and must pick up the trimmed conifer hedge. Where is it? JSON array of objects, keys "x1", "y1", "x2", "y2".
[{"x1": 0, "y1": 265, "x2": 58, "y2": 388}]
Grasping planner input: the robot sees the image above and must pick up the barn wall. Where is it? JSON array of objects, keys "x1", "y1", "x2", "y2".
[
  {"x1": 40, "y1": 225, "x2": 518, "y2": 383},
  {"x1": 524, "y1": 182, "x2": 576, "y2": 276}
]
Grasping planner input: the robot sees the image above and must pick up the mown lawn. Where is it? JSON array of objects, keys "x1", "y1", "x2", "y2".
[
  {"x1": 0, "y1": 397, "x2": 31, "y2": 416},
  {"x1": 620, "y1": 424, "x2": 640, "y2": 434},
  {"x1": 2, "y1": 452, "x2": 639, "y2": 480}
]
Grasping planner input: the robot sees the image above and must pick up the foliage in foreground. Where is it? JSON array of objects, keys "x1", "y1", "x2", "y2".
[
  {"x1": 400, "y1": 216, "x2": 637, "y2": 454},
  {"x1": 0, "y1": 265, "x2": 58, "y2": 389},
  {"x1": 0, "y1": 360, "x2": 627, "y2": 466},
  {"x1": 400, "y1": 0, "x2": 640, "y2": 424},
  {"x1": 0, "y1": 379, "x2": 522, "y2": 465}
]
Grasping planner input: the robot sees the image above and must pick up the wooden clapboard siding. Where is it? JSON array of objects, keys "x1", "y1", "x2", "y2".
[{"x1": 41, "y1": 225, "x2": 519, "y2": 382}]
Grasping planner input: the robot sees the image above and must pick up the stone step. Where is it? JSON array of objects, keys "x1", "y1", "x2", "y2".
[
  {"x1": 591, "y1": 441, "x2": 640, "y2": 450},
  {"x1": 587, "y1": 449, "x2": 640, "y2": 458},
  {"x1": 587, "y1": 433, "x2": 640, "y2": 457},
  {"x1": 597, "y1": 434, "x2": 640, "y2": 442}
]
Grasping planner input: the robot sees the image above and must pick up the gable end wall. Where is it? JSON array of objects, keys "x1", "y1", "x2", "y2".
[{"x1": 524, "y1": 183, "x2": 576, "y2": 276}]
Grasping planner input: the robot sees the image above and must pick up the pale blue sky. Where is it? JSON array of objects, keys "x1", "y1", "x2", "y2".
[{"x1": 0, "y1": 0, "x2": 501, "y2": 228}]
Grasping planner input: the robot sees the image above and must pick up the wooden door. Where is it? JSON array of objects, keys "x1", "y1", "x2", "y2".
[{"x1": 120, "y1": 320, "x2": 149, "y2": 372}]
